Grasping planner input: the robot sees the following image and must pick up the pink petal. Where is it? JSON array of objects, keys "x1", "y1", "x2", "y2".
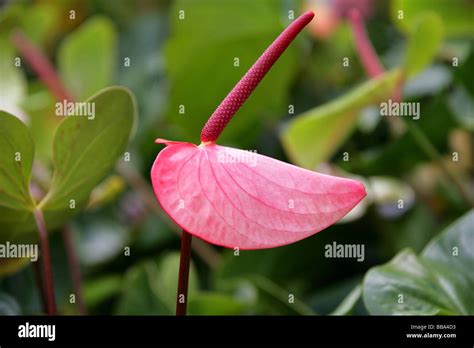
[{"x1": 151, "y1": 141, "x2": 366, "y2": 250}]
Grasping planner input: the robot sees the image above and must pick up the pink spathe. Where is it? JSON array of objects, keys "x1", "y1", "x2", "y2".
[{"x1": 151, "y1": 139, "x2": 366, "y2": 249}]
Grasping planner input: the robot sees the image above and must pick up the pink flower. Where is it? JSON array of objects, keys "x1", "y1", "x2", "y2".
[{"x1": 151, "y1": 11, "x2": 366, "y2": 250}]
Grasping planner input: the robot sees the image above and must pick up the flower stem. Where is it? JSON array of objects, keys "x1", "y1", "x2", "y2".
[
  {"x1": 62, "y1": 225, "x2": 87, "y2": 315},
  {"x1": 32, "y1": 261, "x2": 47, "y2": 313},
  {"x1": 11, "y1": 30, "x2": 73, "y2": 101},
  {"x1": 176, "y1": 230, "x2": 193, "y2": 316},
  {"x1": 347, "y1": 9, "x2": 384, "y2": 78},
  {"x1": 33, "y1": 208, "x2": 57, "y2": 315},
  {"x1": 200, "y1": 11, "x2": 314, "y2": 143}
]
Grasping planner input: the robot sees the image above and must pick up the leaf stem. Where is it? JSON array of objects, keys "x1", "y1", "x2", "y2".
[
  {"x1": 11, "y1": 30, "x2": 73, "y2": 101},
  {"x1": 33, "y1": 208, "x2": 57, "y2": 315},
  {"x1": 61, "y1": 225, "x2": 87, "y2": 315},
  {"x1": 347, "y1": 9, "x2": 384, "y2": 78},
  {"x1": 176, "y1": 230, "x2": 192, "y2": 316},
  {"x1": 32, "y1": 261, "x2": 47, "y2": 313}
]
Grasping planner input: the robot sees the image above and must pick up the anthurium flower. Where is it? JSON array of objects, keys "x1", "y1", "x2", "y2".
[{"x1": 151, "y1": 11, "x2": 366, "y2": 250}]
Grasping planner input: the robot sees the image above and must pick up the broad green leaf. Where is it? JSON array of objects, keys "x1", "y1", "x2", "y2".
[
  {"x1": 165, "y1": 0, "x2": 298, "y2": 145},
  {"x1": 363, "y1": 210, "x2": 474, "y2": 315},
  {"x1": 404, "y1": 13, "x2": 443, "y2": 77},
  {"x1": 39, "y1": 87, "x2": 136, "y2": 230},
  {"x1": 58, "y1": 16, "x2": 117, "y2": 101},
  {"x1": 422, "y1": 211, "x2": 474, "y2": 314},
  {"x1": 391, "y1": 0, "x2": 473, "y2": 37},
  {"x1": 281, "y1": 69, "x2": 402, "y2": 169},
  {"x1": 0, "y1": 111, "x2": 36, "y2": 244},
  {"x1": 116, "y1": 253, "x2": 198, "y2": 315},
  {"x1": 188, "y1": 293, "x2": 248, "y2": 315}
]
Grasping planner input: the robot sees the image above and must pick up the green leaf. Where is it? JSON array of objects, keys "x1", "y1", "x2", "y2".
[
  {"x1": 281, "y1": 69, "x2": 402, "y2": 169},
  {"x1": 391, "y1": 0, "x2": 474, "y2": 37},
  {"x1": 39, "y1": 86, "x2": 136, "y2": 230},
  {"x1": 115, "y1": 252, "x2": 198, "y2": 315},
  {"x1": 58, "y1": 16, "x2": 117, "y2": 101},
  {"x1": 165, "y1": 0, "x2": 298, "y2": 145},
  {"x1": 0, "y1": 111, "x2": 36, "y2": 244},
  {"x1": 404, "y1": 13, "x2": 443, "y2": 77},
  {"x1": 188, "y1": 293, "x2": 248, "y2": 315},
  {"x1": 363, "y1": 210, "x2": 474, "y2": 315}
]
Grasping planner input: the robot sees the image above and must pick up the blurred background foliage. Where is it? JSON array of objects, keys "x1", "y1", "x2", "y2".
[{"x1": 0, "y1": 0, "x2": 472, "y2": 315}]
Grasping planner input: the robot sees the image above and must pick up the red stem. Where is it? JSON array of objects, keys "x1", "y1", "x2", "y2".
[
  {"x1": 11, "y1": 30, "x2": 74, "y2": 101},
  {"x1": 347, "y1": 9, "x2": 384, "y2": 78},
  {"x1": 176, "y1": 230, "x2": 192, "y2": 316},
  {"x1": 62, "y1": 225, "x2": 87, "y2": 315},
  {"x1": 32, "y1": 261, "x2": 48, "y2": 313},
  {"x1": 33, "y1": 208, "x2": 57, "y2": 315},
  {"x1": 200, "y1": 11, "x2": 314, "y2": 143}
]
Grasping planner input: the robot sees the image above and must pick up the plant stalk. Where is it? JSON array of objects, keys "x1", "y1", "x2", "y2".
[
  {"x1": 33, "y1": 208, "x2": 57, "y2": 315},
  {"x1": 12, "y1": 30, "x2": 73, "y2": 101},
  {"x1": 32, "y1": 261, "x2": 47, "y2": 313},
  {"x1": 176, "y1": 230, "x2": 193, "y2": 316},
  {"x1": 62, "y1": 225, "x2": 87, "y2": 314},
  {"x1": 347, "y1": 9, "x2": 384, "y2": 78}
]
